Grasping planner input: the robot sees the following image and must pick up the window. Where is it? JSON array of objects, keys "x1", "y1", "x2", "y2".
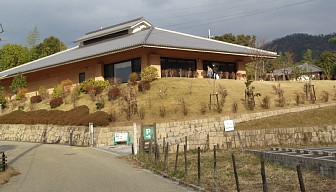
[
  {"x1": 104, "y1": 58, "x2": 141, "y2": 82},
  {"x1": 79, "y1": 72, "x2": 85, "y2": 83},
  {"x1": 161, "y1": 58, "x2": 196, "y2": 71},
  {"x1": 83, "y1": 30, "x2": 129, "y2": 46},
  {"x1": 203, "y1": 60, "x2": 236, "y2": 73}
]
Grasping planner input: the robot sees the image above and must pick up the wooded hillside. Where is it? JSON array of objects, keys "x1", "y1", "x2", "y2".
[{"x1": 266, "y1": 33, "x2": 336, "y2": 62}]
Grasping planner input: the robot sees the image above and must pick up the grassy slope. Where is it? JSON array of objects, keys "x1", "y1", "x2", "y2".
[{"x1": 12, "y1": 78, "x2": 336, "y2": 127}]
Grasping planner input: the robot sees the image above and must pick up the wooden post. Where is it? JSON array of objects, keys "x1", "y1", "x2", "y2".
[
  {"x1": 232, "y1": 153, "x2": 240, "y2": 192},
  {"x1": 163, "y1": 137, "x2": 166, "y2": 154},
  {"x1": 149, "y1": 141, "x2": 152, "y2": 162},
  {"x1": 206, "y1": 134, "x2": 210, "y2": 150},
  {"x1": 131, "y1": 144, "x2": 134, "y2": 155},
  {"x1": 185, "y1": 136, "x2": 188, "y2": 149},
  {"x1": 261, "y1": 154, "x2": 268, "y2": 192},
  {"x1": 213, "y1": 145, "x2": 218, "y2": 192},
  {"x1": 197, "y1": 146, "x2": 201, "y2": 185},
  {"x1": 157, "y1": 144, "x2": 160, "y2": 163},
  {"x1": 154, "y1": 143, "x2": 157, "y2": 164},
  {"x1": 164, "y1": 143, "x2": 169, "y2": 172},
  {"x1": 184, "y1": 144, "x2": 187, "y2": 176},
  {"x1": 296, "y1": 163, "x2": 306, "y2": 192},
  {"x1": 175, "y1": 144, "x2": 179, "y2": 172}
]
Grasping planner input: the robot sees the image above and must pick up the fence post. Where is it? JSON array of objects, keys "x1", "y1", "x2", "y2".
[
  {"x1": 154, "y1": 143, "x2": 157, "y2": 164},
  {"x1": 157, "y1": 144, "x2": 160, "y2": 163},
  {"x1": 163, "y1": 137, "x2": 166, "y2": 154},
  {"x1": 197, "y1": 146, "x2": 201, "y2": 185},
  {"x1": 297, "y1": 163, "x2": 306, "y2": 192},
  {"x1": 184, "y1": 144, "x2": 187, "y2": 176},
  {"x1": 69, "y1": 128, "x2": 73, "y2": 146},
  {"x1": 213, "y1": 145, "x2": 218, "y2": 192},
  {"x1": 149, "y1": 141, "x2": 152, "y2": 162},
  {"x1": 1, "y1": 152, "x2": 6, "y2": 172},
  {"x1": 206, "y1": 134, "x2": 210, "y2": 150},
  {"x1": 175, "y1": 144, "x2": 179, "y2": 172},
  {"x1": 164, "y1": 143, "x2": 169, "y2": 172},
  {"x1": 232, "y1": 153, "x2": 240, "y2": 192},
  {"x1": 261, "y1": 154, "x2": 268, "y2": 192}
]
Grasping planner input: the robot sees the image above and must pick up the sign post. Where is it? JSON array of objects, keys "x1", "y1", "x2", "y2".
[
  {"x1": 224, "y1": 120, "x2": 234, "y2": 132},
  {"x1": 89, "y1": 122, "x2": 94, "y2": 147},
  {"x1": 133, "y1": 122, "x2": 138, "y2": 155},
  {"x1": 140, "y1": 123, "x2": 157, "y2": 153},
  {"x1": 113, "y1": 132, "x2": 132, "y2": 145}
]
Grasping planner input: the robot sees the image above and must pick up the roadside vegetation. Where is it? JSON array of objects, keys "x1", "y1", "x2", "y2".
[
  {"x1": 0, "y1": 167, "x2": 19, "y2": 185},
  {"x1": 130, "y1": 147, "x2": 336, "y2": 192}
]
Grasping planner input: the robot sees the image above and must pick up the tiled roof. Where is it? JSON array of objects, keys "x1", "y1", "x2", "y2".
[
  {"x1": 0, "y1": 18, "x2": 277, "y2": 78},
  {"x1": 273, "y1": 63, "x2": 323, "y2": 76},
  {"x1": 147, "y1": 28, "x2": 276, "y2": 57}
]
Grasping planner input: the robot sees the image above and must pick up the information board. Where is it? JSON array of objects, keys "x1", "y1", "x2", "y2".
[{"x1": 224, "y1": 120, "x2": 234, "y2": 132}]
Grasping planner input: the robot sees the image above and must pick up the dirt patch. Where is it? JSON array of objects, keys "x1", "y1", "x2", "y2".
[{"x1": 0, "y1": 167, "x2": 20, "y2": 185}]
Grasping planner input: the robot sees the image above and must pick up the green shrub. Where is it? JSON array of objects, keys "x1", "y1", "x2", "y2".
[
  {"x1": 30, "y1": 95, "x2": 42, "y2": 104},
  {"x1": 138, "y1": 80, "x2": 151, "y2": 92},
  {"x1": 52, "y1": 84, "x2": 64, "y2": 98},
  {"x1": 9, "y1": 73, "x2": 26, "y2": 93},
  {"x1": 38, "y1": 86, "x2": 49, "y2": 99},
  {"x1": 95, "y1": 102, "x2": 104, "y2": 110},
  {"x1": 0, "y1": 86, "x2": 7, "y2": 109},
  {"x1": 140, "y1": 66, "x2": 158, "y2": 82},
  {"x1": 80, "y1": 78, "x2": 109, "y2": 93},
  {"x1": 50, "y1": 97, "x2": 63, "y2": 109}
]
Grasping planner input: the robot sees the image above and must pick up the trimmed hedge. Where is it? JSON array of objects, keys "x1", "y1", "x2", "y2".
[
  {"x1": 30, "y1": 95, "x2": 42, "y2": 104},
  {"x1": 50, "y1": 97, "x2": 63, "y2": 108},
  {"x1": 0, "y1": 105, "x2": 111, "y2": 126}
]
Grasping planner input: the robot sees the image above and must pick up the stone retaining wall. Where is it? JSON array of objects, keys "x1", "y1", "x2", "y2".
[{"x1": 1, "y1": 103, "x2": 335, "y2": 149}]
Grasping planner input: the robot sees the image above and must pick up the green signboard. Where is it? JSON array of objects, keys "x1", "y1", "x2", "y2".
[{"x1": 143, "y1": 126, "x2": 154, "y2": 140}]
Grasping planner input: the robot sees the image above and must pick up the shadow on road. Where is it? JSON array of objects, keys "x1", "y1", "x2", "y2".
[
  {"x1": 8, "y1": 143, "x2": 43, "y2": 166},
  {"x1": 0, "y1": 145, "x2": 17, "y2": 151}
]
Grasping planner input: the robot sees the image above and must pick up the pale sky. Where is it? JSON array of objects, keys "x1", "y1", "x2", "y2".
[{"x1": 0, "y1": 0, "x2": 335, "y2": 47}]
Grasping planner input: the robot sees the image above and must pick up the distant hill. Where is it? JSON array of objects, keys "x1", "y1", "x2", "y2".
[{"x1": 266, "y1": 33, "x2": 336, "y2": 62}]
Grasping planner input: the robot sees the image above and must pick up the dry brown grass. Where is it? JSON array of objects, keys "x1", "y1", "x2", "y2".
[
  {"x1": 133, "y1": 148, "x2": 336, "y2": 192},
  {"x1": 0, "y1": 167, "x2": 19, "y2": 185},
  {"x1": 4, "y1": 78, "x2": 336, "y2": 126},
  {"x1": 235, "y1": 105, "x2": 336, "y2": 130}
]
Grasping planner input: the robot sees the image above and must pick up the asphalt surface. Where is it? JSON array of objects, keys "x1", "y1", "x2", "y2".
[{"x1": 0, "y1": 141, "x2": 194, "y2": 192}]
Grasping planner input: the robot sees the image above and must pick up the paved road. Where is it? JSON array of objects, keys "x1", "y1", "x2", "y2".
[{"x1": 0, "y1": 141, "x2": 193, "y2": 192}]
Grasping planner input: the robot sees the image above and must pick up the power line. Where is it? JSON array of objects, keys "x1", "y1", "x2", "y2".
[
  {"x1": 167, "y1": 0, "x2": 317, "y2": 31},
  {"x1": 60, "y1": 0, "x2": 316, "y2": 47}
]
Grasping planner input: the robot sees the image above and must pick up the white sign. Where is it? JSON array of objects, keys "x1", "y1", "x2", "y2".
[
  {"x1": 224, "y1": 120, "x2": 234, "y2": 132},
  {"x1": 114, "y1": 133, "x2": 129, "y2": 142}
]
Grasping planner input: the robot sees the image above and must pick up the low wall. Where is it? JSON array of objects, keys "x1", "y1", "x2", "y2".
[
  {"x1": 0, "y1": 124, "x2": 90, "y2": 146},
  {"x1": 0, "y1": 103, "x2": 335, "y2": 149}
]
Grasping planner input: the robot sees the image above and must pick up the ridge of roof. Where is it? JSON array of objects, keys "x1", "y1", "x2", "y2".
[
  {"x1": 74, "y1": 17, "x2": 151, "y2": 43},
  {"x1": 153, "y1": 27, "x2": 277, "y2": 56},
  {"x1": 86, "y1": 17, "x2": 145, "y2": 35}
]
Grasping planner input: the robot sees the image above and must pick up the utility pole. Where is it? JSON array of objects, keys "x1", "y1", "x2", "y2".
[{"x1": 0, "y1": 23, "x2": 4, "y2": 41}]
